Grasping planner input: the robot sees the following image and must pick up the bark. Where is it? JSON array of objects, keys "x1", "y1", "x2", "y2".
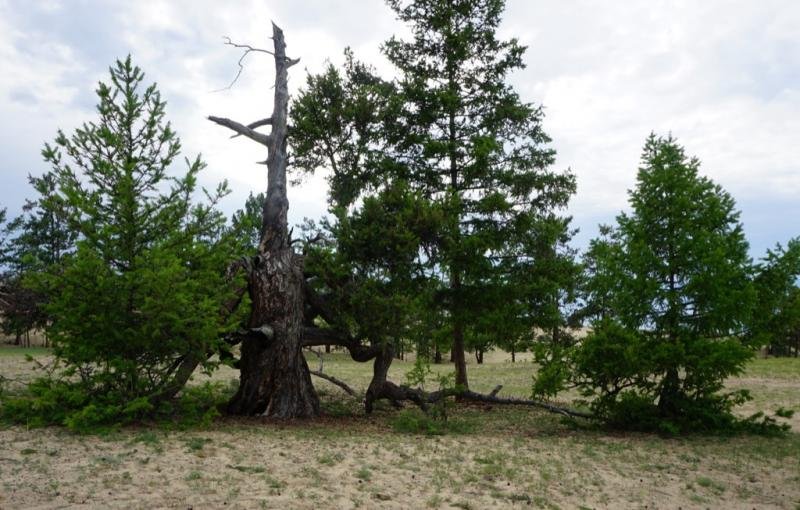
[
  {"x1": 452, "y1": 312, "x2": 468, "y2": 389},
  {"x1": 433, "y1": 344, "x2": 442, "y2": 364},
  {"x1": 211, "y1": 24, "x2": 319, "y2": 418}
]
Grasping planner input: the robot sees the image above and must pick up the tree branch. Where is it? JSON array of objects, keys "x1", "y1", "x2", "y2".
[
  {"x1": 230, "y1": 118, "x2": 273, "y2": 139},
  {"x1": 215, "y1": 36, "x2": 300, "y2": 91},
  {"x1": 208, "y1": 116, "x2": 272, "y2": 147},
  {"x1": 310, "y1": 371, "x2": 358, "y2": 397},
  {"x1": 215, "y1": 37, "x2": 275, "y2": 91},
  {"x1": 302, "y1": 326, "x2": 382, "y2": 362}
]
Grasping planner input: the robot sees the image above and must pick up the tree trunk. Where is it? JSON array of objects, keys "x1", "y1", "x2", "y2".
[
  {"x1": 433, "y1": 344, "x2": 442, "y2": 364},
  {"x1": 213, "y1": 24, "x2": 319, "y2": 419},
  {"x1": 365, "y1": 344, "x2": 394, "y2": 413},
  {"x1": 452, "y1": 317, "x2": 468, "y2": 388},
  {"x1": 475, "y1": 348, "x2": 483, "y2": 364},
  {"x1": 511, "y1": 345, "x2": 516, "y2": 363}
]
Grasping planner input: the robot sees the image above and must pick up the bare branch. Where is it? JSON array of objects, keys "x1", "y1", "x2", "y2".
[
  {"x1": 310, "y1": 371, "x2": 358, "y2": 397},
  {"x1": 230, "y1": 118, "x2": 273, "y2": 139},
  {"x1": 208, "y1": 116, "x2": 272, "y2": 147},
  {"x1": 215, "y1": 36, "x2": 299, "y2": 91},
  {"x1": 215, "y1": 37, "x2": 275, "y2": 91}
]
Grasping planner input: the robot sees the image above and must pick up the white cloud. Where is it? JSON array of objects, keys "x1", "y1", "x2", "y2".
[{"x1": 0, "y1": 0, "x2": 797, "y2": 255}]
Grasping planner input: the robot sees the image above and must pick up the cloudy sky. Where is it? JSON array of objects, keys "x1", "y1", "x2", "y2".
[{"x1": 1, "y1": 0, "x2": 798, "y2": 257}]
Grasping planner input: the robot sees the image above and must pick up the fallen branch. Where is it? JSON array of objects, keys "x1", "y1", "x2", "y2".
[
  {"x1": 309, "y1": 370, "x2": 358, "y2": 397},
  {"x1": 455, "y1": 390, "x2": 593, "y2": 420},
  {"x1": 366, "y1": 381, "x2": 592, "y2": 420}
]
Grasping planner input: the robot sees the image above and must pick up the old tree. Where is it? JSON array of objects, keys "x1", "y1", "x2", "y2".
[{"x1": 209, "y1": 10, "x2": 584, "y2": 419}]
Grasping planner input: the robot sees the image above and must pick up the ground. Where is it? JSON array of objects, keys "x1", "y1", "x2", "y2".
[{"x1": 0, "y1": 348, "x2": 798, "y2": 509}]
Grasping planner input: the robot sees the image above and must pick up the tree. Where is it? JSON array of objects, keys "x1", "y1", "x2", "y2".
[
  {"x1": 291, "y1": 0, "x2": 576, "y2": 391},
  {"x1": 750, "y1": 239, "x2": 800, "y2": 356},
  {"x1": 205, "y1": 16, "x2": 587, "y2": 420},
  {"x1": 380, "y1": 0, "x2": 576, "y2": 388},
  {"x1": 209, "y1": 25, "x2": 324, "y2": 418},
  {"x1": 12, "y1": 56, "x2": 238, "y2": 427},
  {"x1": 535, "y1": 134, "x2": 757, "y2": 432},
  {"x1": 0, "y1": 172, "x2": 78, "y2": 345}
]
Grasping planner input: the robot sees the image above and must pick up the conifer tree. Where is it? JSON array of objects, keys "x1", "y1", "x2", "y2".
[
  {"x1": 535, "y1": 134, "x2": 757, "y2": 432},
  {"x1": 750, "y1": 239, "x2": 800, "y2": 356},
  {"x1": 15, "y1": 57, "x2": 238, "y2": 426},
  {"x1": 292, "y1": 0, "x2": 577, "y2": 389}
]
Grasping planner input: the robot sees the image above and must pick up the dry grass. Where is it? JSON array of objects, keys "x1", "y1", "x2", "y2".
[{"x1": 1, "y1": 347, "x2": 799, "y2": 509}]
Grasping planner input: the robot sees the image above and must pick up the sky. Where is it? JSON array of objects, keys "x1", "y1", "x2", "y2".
[{"x1": 0, "y1": 0, "x2": 798, "y2": 259}]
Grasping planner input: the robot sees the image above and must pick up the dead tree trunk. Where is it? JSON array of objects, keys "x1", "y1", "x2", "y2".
[{"x1": 210, "y1": 24, "x2": 319, "y2": 418}]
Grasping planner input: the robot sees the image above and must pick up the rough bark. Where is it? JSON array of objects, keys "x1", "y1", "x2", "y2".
[{"x1": 211, "y1": 24, "x2": 319, "y2": 418}]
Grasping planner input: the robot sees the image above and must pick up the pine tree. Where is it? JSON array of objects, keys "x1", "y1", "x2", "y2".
[
  {"x1": 0, "y1": 172, "x2": 78, "y2": 344},
  {"x1": 535, "y1": 134, "x2": 758, "y2": 432},
  {"x1": 381, "y1": 0, "x2": 576, "y2": 387},
  {"x1": 16, "y1": 56, "x2": 238, "y2": 427},
  {"x1": 750, "y1": 239, "x2": 800, "y2": 356}
]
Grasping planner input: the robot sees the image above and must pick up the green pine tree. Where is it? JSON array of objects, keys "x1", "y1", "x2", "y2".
[
  {"x1": 292, "y1": 0, "x2": 577, "y2": 389},
  {"x1": 535, "y1": 134, "x2": 760, "y2": 433},
  {"x1": 9, "y1": 57, "x2": 239, "y2": 429},
  {"x1": 750, "y1": 239, "x2": 800, "y2": 356},
  {"x1": 382, "y1": 0, "x2": 576, "y2": 387}
]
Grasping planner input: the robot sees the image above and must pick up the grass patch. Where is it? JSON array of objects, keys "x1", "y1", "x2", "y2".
[
  {"x1": 744, "y1": 357, "x2": 800, "y2": 379},
  {"x1": 0, "y1": 347, "x2": 52, "y2": 357},
  {"x1": 390, "y1": 408, "x2": 476, "y2": 435}
]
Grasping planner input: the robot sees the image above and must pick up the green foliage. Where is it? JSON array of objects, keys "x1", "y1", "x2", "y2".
[
  {"x1": 749, "y1": 238, "x2": 800, "y2": 356},
  {"x1": 229, "y1": 191, "x2": 266, "y2": 255},
  {"x1": 405, "y1": 354, "x2": 433, "y2": 389},
  {"x1": 10, "y1": 56, "x2": 240, "y2": 428},
  {"x1": 1, "y1": 377, "x2": 231, "y2": 433},
  {"x1": 291, "y1": 0, "x2": 579, "y2": 379},
  {"x1": 0, "y1": 174, "x2": 77, "y2": 342},
  {"x1": 536, "y1": 134, "x2": 769, "y2": 434}
]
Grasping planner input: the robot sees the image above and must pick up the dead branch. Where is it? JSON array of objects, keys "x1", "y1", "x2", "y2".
[
  {"x1": 208, "y1": 116, "x2": 272, "y2": 147},
  {"x1": 216, "y1": 37, "x2": 274, "y2": 91},
  {"x1": 455, "y1": 390, "x2": 593, "y2": 420},
  {"x1": 231, "y1": 118, "x2": 273, "y2": 138},
  {"x1": 310, "y1": 371, "x2": 358, "y2": 397},
  {"x1": 365, "y1": 380, "x2": 593, "y2": 419},
  {"x1": 216, "y1": 36, "x2": 299, "y2": 91}
]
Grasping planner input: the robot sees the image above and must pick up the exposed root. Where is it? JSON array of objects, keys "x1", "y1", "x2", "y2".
[{"x1": 366, "y1": 381, "x2": 593, "y2": 420}]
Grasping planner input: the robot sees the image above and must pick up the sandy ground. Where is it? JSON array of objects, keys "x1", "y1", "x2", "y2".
[
  {"x1": 1, "y1": 349, "x2": 798, "y2": 509},
  {"x1": 1, "y1": 420, "x2": 798, "y2": 509}
]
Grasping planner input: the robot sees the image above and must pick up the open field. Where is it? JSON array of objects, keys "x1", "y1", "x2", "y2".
[{"x1": 1, "y1": 348, "x2": 798, "y2": 509}]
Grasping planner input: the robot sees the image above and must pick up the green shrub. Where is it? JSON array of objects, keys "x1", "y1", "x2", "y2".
[{"x1": 1, "y1": 378, "x2": 231, "y2": 433}]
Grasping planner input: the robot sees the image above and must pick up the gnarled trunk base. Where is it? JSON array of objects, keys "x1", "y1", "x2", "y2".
[{"x1": 227, "y1": 250, "x2": 320, "y2": 418}]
